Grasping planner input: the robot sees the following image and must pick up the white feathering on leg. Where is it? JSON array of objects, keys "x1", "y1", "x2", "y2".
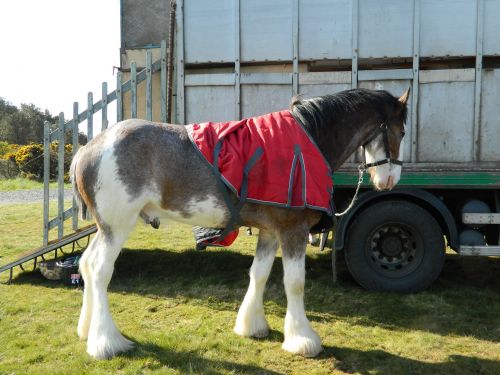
[
  {"x1": 234, "y1": 232, "x2": 278, "y2": 338},
  {"x1": 281, "y1": 255, "x2": 322, "y2": 357}
]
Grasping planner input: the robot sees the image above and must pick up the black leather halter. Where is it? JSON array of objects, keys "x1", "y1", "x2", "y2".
[
  {"x1": 361, "y1": 123, "x2": 403, "y2": 169},
  {"x1": 336, "y1": 123, "x2": 403, "y2": 218}
]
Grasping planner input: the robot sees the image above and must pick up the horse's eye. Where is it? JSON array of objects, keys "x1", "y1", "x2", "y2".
[{"x1": 401, "y1": 131, "x2": 406, "y2": 138}]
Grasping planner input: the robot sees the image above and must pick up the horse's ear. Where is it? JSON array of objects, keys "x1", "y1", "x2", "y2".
[
  {"x1": 398, "y1": 88, "x2": 410, "y2": 106},
  {"x1": 290, "y1": 94, "x2": 303, "y2": 109}
]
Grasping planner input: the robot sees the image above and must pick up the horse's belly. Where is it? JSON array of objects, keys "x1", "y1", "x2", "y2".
[{"x1": 144, "y1": 195, "x2": 227, "y2": 228}]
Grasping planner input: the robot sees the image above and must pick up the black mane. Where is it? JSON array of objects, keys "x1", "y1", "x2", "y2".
[{"x1": 290, "y1": 88, "x2": 407, "y2": 137}]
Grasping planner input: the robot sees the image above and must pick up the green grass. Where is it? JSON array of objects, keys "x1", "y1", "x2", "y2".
[
  {"x1": 0, "y1": 202, "x2": 499, "y2": 374},
  {"x1": 0, "y1": 177, "x2": 71, "y2": 191}
]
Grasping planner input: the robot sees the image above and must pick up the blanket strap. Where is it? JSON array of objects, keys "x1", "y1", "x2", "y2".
[{"x1": 209, "y1": 140, "x2": 263, "y2": 242}]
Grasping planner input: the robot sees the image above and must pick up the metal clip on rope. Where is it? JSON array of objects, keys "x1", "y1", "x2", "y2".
[{"x1": 335, "y1": 164, "x2": 365, "y2": 217}]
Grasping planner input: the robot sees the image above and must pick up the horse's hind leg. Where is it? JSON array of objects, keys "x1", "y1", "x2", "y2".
[
  {"x1": 279, "y1": 228, "x2": 323, "y2": 357},
  {"x1": 86, "y1": 217, "x2": 137, "y2": 359},
  {"x1": 234, "y1": 229, "x2": 278, "y2": 338},
  {"x1": 77, "y1": 235, "x2": 99, "y2": 339}
]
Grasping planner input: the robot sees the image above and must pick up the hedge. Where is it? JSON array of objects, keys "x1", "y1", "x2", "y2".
[
  {"x1": 4, "y1": 143, "x2": 73, "y2": 181},
  {"x1": 0, "y1": 158, "x2": 19, "y2": 179}
]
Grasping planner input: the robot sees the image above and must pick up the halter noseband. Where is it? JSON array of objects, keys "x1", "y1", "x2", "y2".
[
  {"x1": 336, "y1": 123, "x2": 403, "y2": 218},
  {"x1": 361, "y1": 122, "x2": 403, "y2": 169}
]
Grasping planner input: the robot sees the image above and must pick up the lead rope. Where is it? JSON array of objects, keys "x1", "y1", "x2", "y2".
[
  {"x1": 330, "y1": 163, "x2": 365, "y2": 285},
  {"x1": 334, "y1": 163, "x2": 365, "y2": 217}
]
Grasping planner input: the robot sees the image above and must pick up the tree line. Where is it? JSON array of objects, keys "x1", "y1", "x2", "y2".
[
  {"x1": 0, "y1": 97, "x2": 87, "y2": 145},
  {"x1": 0, "y1": 98, "x2": 87, "y2": 180}
]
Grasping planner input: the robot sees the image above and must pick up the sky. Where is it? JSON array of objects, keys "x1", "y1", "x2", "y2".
[{"x1": 0, "y1": 0, "x2": 120, "y2": 127}]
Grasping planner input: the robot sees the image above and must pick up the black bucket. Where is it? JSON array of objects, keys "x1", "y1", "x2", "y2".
[{"x1": 56, "y1": 256, "x2": 84, "y2": 287}]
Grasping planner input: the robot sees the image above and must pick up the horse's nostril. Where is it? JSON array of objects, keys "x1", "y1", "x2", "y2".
[{"x1": 387, "y1": 176, "x2": 394, "y2": 189}]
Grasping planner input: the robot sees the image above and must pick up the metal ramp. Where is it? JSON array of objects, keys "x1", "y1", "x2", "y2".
[{"x1": 0, "y1": 224, "x2": 96, "y2": 283}]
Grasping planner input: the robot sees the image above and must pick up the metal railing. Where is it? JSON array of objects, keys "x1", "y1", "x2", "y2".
[{"x1": 42, "y1": 41, "x2": 170, "y2": 246}]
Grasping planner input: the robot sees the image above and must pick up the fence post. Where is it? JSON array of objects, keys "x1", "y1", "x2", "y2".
[
  {"x1": 72, "y1": 102, "x2": 79, "y2": 230},
  {"x1": 43, "y1": 121, "x2": 50, "y2": 246},
  {"x1": 102, "y1": 82, "x2": 108, "y2": 131},
  {"x1": 87, "y1": 92, "x2": 94, "y2": 140},
  {"x1": 117, "y1": 71, "x2": 123, "y2": 122},
  {"x1": 58, "y1": 113, "x2": 65, "y2": 240}
]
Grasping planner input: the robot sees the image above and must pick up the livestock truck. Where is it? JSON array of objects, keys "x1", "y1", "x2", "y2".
[{"x1": 163, "y1": 0, "x2": 500, "y2": 292}]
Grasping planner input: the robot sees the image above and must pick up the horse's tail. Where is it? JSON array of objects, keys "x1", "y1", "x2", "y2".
[{"x1": 70, "y1": 147, "x2": 92, "y2": 221}]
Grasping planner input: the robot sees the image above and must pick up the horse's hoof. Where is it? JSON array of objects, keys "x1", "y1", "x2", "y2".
[
  {"x1": 77, "y1": 327, "x2": 88, "y2": 341},
  {"x1": 87, "y1": 334, "x2": 134, "y2": 360},
  {"x1": 150, "y1": 218, "x2": 160, "y2": 229},
  {"x1": 234, "y1": 325, "x2": 270, "y2": 339},
  {"x1": 282, "y1": 333, "x2": 323, "y2": 357},
  {"x1": 234, "y1": 316, "x2": 269, "y2": 338},
  {"x1": 251, "y1": 327, "x2": 270, "y2": 338}
]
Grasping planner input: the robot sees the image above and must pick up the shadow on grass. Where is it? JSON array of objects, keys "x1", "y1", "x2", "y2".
[
  {"x1": 123, "y1": 340, "x2": 283, "y2": 374},
  {"x1": 323, "y1": 345, "x2": 500, "y2": 375},
  {"x1": 10, "y1": 246, "x2": 500, "y2": 344},
  {"x1": 118, "y1": 338, "x2": 500, "y2": 375}
]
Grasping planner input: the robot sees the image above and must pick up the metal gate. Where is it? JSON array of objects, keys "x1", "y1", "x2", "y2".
[{"x1": 41, "y1": 42, "x2": 171, "y2": 246}]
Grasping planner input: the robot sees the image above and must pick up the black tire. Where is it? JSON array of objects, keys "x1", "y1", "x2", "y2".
[{"x1": 344, "y1": 200, "x2": 445, "y2": 292}]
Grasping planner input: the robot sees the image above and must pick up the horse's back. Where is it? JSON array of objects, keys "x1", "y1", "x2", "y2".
[{"x1": 71, "y1": 119, "x2": 229, "y2": 227}]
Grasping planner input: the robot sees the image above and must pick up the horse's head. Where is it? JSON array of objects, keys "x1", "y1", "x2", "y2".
[{"x1": 364, "y1": 88, "x2": 410, "y2": 191}]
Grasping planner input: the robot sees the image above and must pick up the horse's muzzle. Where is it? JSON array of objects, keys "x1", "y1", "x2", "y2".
[{"x1": 371, "y1": 172, "x2": 398, "y2": 191}]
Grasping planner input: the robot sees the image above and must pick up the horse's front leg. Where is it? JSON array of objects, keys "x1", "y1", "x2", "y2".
[
  {"x1": 234, "y1": 229, "x2": 278, "y2": 338},
  {"x1": 279, "y1": 228, "x2": 323, "y2": 357}
]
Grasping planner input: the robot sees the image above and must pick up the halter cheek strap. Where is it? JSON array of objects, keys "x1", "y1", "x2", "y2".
[
  {"x1": 335, "y1": 123, "x2": 403, "y2": 218},
  {"x1": 362, "y1": 123, "x2": 403, "y2": 169}
]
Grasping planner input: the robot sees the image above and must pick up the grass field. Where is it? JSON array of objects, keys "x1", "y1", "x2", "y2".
[
  {"x1": 0, "y1": 177, "x2": 70, "y2": 191},
  {"x1": 0, "y1": 202, "x2": 499, "y2": 374}
]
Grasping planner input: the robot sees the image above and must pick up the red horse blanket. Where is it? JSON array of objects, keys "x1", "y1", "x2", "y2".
[{"x1": 186, "y1": 110, "x2": 333, "y2": 245}]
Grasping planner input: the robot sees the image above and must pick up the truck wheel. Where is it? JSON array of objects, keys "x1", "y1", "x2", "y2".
[{"x1": 344, "y1": 200, "x2": 445, "y2": 292}]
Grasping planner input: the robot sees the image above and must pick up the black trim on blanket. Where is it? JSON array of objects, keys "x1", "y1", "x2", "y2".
[
  {"x1": 212, "y1": 139, "x2": 243, "y2": 227},
  {"x1": 298, "y1": 148, "x2": 307, "y2": 204},
  {"x1": 240, "y1": 147, "x2": 263, "y2": 203},
  {"x1": 287, "y1": 145, "x2": 300, "y2": 207},
  {"x1": 203, "y1": 140, "x2": 264, "y2": 244}
]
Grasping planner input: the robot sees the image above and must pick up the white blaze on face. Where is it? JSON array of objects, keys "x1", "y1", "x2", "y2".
[{"x1": 365, "y1": 133, "x2": 404, "y2": 191}]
